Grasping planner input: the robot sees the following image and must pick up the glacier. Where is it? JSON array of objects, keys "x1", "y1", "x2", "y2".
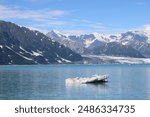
[{"x1": 81, "y1": 55, "x2": 150, "y2": 64}]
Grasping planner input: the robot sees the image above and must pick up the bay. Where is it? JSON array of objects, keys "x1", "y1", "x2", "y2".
[{"x1": 0, "y1": 64, "x2": 150, "y2": 100}]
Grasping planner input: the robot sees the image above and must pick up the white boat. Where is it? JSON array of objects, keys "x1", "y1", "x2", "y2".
[{"x1": 65, "y1": 74, "x2": 108, "y2": 84}]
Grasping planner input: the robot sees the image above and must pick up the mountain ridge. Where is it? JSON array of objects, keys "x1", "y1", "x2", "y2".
[
  {"x1": 0, "y1": 20, "x2": 82, "y2": 65},
  {"x1": 46, "y1": 29, "x2": 150, "y2": 58}
]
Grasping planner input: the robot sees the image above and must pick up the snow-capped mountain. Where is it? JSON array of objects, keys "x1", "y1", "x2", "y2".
[
  {"x1": 85, "y1": 42, "x2": 144, "y2": 58},
  {"x1": 46, "y1": 31, "x2": 111, "y2": 53},
  {"x1": 46, "y1": 29, "x2": 150, "y2": 58},
  {"x1": 46, "y1": 30, "x2": 84, "y2": 53},
  {"x1": 0, "y1": 21, "x2": 82, "y2": 65},
  {"x1": 119, "y1": 31, "x2": 150, "y2": 57}
]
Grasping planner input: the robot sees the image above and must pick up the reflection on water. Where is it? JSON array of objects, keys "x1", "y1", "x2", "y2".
[
  {"x1": 66, "y1": 83, "x2": 109, "y2": 99},
  {"x1": 0, "y1": 64, "x2": 150, "y2": 100}
]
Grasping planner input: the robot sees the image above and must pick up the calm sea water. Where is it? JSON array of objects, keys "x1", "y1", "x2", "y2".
[{"x1": 0, "y1": 64, "x2": 150, "y2": 100}]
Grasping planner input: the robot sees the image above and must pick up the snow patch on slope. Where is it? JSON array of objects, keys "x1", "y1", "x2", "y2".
[
  {"x1": 6, "y1": 46, "x2": 33, "y2": 61},
  {"x1": 32, "y1": 51, "x2": 43, "y2": 56}
]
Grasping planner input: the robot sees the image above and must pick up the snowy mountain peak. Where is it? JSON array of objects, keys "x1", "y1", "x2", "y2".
[
  {"x1": 51, "y1": 29, "x2": 61, "y2": 34},
  {"x1": 143, "y1": 25, "x2": 150, "y2": 43},
  {"x1": 47, "y1": 29, "x2": 150, "y2": 57},
  {"x1": 92, "y1": 32, "x2": 107, "y2": 41},
  {"x1": 92, "y1": 32, "x2": 105, "y2": 37},
  {"x1": 49, "y1": 29, "x2": 64, "y2": 38},
  {"x1": 120, "y1": 30, "x2": 148, "y2": 44}
]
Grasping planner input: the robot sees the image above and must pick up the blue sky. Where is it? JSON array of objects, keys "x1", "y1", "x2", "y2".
[{"x1": 0, "y1": 0, "x2": 150, "y2": 34}]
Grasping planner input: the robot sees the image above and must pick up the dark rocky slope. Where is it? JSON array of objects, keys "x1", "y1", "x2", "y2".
[{"x1": 0, "y1": 20, "x2": 82, "y2": 65}]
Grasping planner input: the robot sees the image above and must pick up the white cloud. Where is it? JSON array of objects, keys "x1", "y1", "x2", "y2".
[
  {"x1": 47, "y1": 21, "x2": 68, "y2": 26},
  {"x1": 27, "y1": 26, "x2": 49, "y2": 34},
  {"x1": 48, "y1": 10, "x2": 68, "y2": 17},
  {"x1": 0, "y1": 5, "x2": 136, "y2": 35},
  {"x1": 60, "y1": 29, "x2": 86, "y2": 35},
  {"x1": 71, "y1": 19, "x2": 109, "y2": 32},
  {"x1": 80, "y1": 19, "x2": 91, "y2": 23},
  {"x1": 144, "y1": 24, "x2": 150, "y2": 32},
  {"x1": 0, "y1": 5, "x2": 68, "y2": 20},
  {"x1": 0, "y1": 4, "x2": 72, "y2": 34},
  {"x1": 87, "y1": 22, "x2": 106, "y2": 30},
  {"x1": 0, "y1": 5, "x2": 69, "y2": 33}
]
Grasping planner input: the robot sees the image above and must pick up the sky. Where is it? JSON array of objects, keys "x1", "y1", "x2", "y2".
[{"x1": 0, "y1": 0, "x2": 150, "y2": 35}]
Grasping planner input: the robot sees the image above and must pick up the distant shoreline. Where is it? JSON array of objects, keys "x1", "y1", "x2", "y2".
[{"x1": 1, "y1": 55, "x2": 150, "y2": 65}]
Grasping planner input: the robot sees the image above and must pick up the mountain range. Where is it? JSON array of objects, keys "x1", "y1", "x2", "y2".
[
  {"x1": 0, "y1": 20, "x2": 82, "y2": 65},
  {"x1": 46, "y1": 29, "x2": 150, "y2": 58},
  {"x1": 1, "y1": 20, "x2": 150, "y2": 65}
]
